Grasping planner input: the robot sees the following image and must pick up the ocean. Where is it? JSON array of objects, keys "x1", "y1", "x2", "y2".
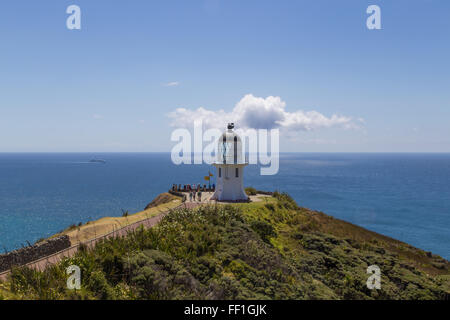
[{"x1": 0, "y1": 153, "x2": 449, "y2": 259}]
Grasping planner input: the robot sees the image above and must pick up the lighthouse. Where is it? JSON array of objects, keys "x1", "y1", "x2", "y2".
[{"x1": 211, "y1": 123, "x2": 249, "y2": 202}]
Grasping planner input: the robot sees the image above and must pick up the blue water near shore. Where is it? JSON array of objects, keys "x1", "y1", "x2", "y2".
[{"x1": 0, "y1": 153, "x2": 449, "y2": 259}]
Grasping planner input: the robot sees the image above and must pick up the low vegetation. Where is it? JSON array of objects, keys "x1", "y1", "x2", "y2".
[
  {"x1": 245, "y1": 187, "x2": 258, "y2": 196},
  {"x1": 51, "y1": 193, "x2": 181, "y2": 245},
  {"x1": 1, "y1": 192, "x2": 448, "y2": 300}
]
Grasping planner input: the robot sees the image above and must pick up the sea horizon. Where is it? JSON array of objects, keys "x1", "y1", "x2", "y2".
[
  {"x1": 1, "y1": 152, "x2": 450, "y2": 154},
  {"x1": 0, "y1": 152, "x2": 449, "y2": 260}
]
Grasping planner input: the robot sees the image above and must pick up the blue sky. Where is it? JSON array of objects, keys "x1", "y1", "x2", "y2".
[{"x1": 0, "y1": 0, "x2": 449, "y2": 152}]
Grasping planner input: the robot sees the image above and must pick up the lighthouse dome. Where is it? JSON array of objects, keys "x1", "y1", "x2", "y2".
[{"x1": 216, "y1": 123, "x2": 245, "y2": 164}]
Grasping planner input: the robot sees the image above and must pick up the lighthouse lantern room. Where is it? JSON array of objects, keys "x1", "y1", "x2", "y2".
[{"x1": 211, "y1": 123, "x2": 249, "y2": 202}]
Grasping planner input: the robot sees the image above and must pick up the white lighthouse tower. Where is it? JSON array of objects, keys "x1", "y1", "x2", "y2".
[{"x1": 211, "y1": 123, "x2": 249, "y2": 202}]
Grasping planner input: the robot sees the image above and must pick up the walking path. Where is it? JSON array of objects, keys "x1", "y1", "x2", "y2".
[
  {"x1": 0, "y1": 193, "x2": 268, "y2": 282},
  {"x1": 182, "y1": 191, "x2": 270, "y2": 203},
  {"x1": 0, "y1": 202, "x2": 199, "y2": 282}
]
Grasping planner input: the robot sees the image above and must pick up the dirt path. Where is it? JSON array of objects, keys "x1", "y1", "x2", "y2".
[{"x1": 0, "y1": 202, "x2": 199, "y2": 282}]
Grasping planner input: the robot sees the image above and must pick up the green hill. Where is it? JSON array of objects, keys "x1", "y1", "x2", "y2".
[{"x1": 1, "y1": 192, "x2": 448, "y2": 300}]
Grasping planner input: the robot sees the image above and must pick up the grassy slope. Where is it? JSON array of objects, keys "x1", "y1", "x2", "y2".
[
  {"x1": 54, "y1": 193, "x2": 181, "y2": 244},
  {"x1": 0, "y1": 193, "x2": 181, "y2": 300},
  {"x1": 237, "y1": 195, "x2": 449, "y2": 298},
  {"x1": 1, "y1": 193, "x2": 448, "y2": 300},
  {"x1": 238, "y1": 197, "x2": 449, "y2": 276}
]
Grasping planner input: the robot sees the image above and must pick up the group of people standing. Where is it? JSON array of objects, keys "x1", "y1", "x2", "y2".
[
  {"x1": 189, "y1": 190, "x2": 202, "y2": 202},
  {"x1": 171, "y1": 183, "x2": 216, "y2": 203}
]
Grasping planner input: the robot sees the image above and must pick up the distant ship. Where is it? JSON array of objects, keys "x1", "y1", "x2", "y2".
[{"x1": 89, "y1": 159, "x2": 106, "y2": 164}]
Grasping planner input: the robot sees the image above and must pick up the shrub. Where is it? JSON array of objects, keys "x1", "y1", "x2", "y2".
[
  {"x1": 87, "y1": 270, "x2": 116, "y2": 299},
  {"x1": 245, "y1": 187, "x2": 257, "y2": 196},
  {"x1": 250, "y1": 220, "x2": 277, "y2": 243},
  {"x1": 273, "y1": 192, "x2": 298, "y2": 209}
]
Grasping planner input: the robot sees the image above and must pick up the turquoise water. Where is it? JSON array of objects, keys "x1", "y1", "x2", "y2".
[{"x1": 0, "y1": 153, "x2": 449, "y2": 259}]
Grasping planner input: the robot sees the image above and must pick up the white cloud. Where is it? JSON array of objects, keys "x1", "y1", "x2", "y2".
[
  {"x1": 164, "y1": 81, "x2": 180, "y2": 87},
  {"x1": 92, "y1": 114, "x2": 103, "y2": 120},
  {"x1": 168, "y1": 94, "x2": 363, "y2": 133}
]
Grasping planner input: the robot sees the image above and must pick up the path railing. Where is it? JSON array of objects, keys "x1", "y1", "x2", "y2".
[{"x1": 0, "y1": 203, "x2": 187, "y2": 281}]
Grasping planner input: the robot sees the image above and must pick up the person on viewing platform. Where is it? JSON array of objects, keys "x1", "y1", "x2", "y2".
[{"x1": 198, "y1": 191, "x2": 202, "y2": 202}]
